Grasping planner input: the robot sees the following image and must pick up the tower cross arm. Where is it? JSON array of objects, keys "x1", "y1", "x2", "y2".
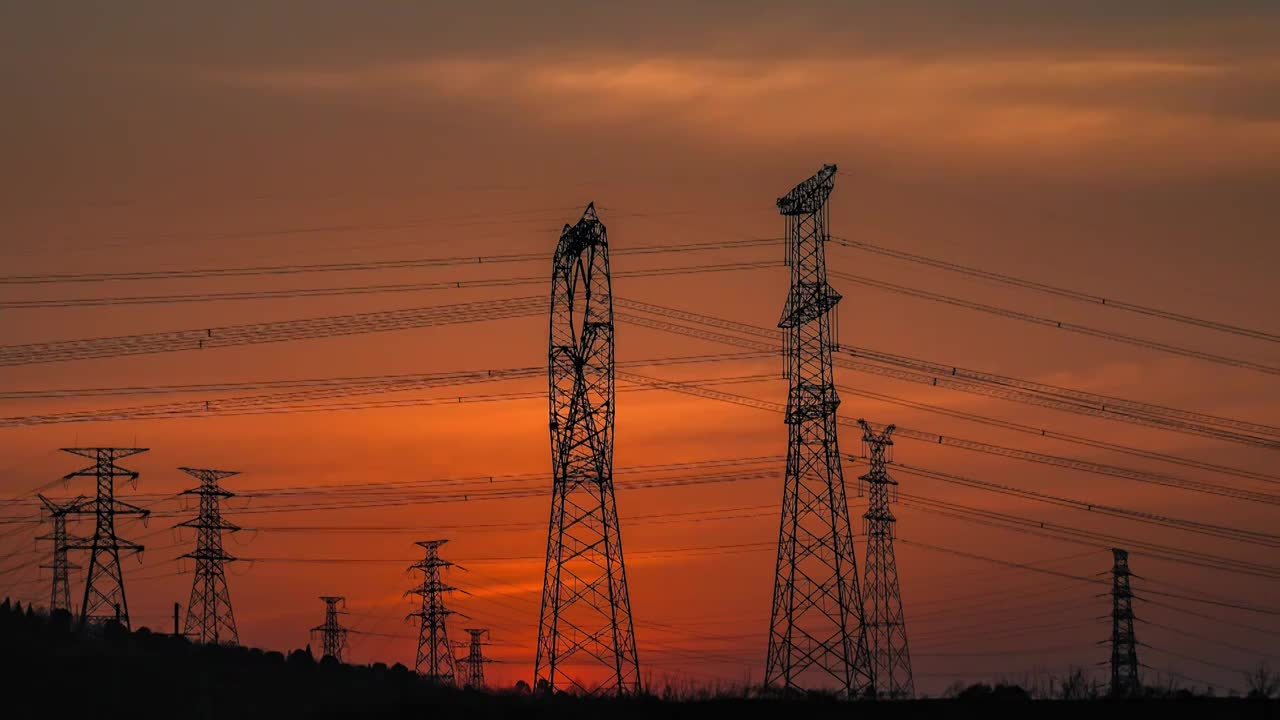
[{"x1": 777, "y1": 164, "x2": 838, "y2": 215}]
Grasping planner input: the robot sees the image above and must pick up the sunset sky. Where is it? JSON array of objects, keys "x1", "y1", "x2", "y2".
[{"x1": 1, "y1": 1, "x2": 1278, "y2": 696}]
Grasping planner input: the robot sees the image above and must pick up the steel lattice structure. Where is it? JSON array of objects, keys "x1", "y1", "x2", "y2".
[
  {"x1": 61, "y1": 448, "x2": 150, "y2": 629},
  {"x1": 311, "y1": 596, "x2": 348, "y2": 662},
  {"x1": 458, "y1": 628, "x2": 491, "y2": 688},
  {"x1": 37, "y1": 494, "x2": 88, "y2": 614},
  {"x1": 857, "y1": 420, "x2": 914, "y2": 698},
  {"x1": 1109, "y1": 548, "x2": 1141, "y2": 696},
  {"x1": 176, "y1": 467, "x2": 241, "y2": 645},
  {"x1": 766, "y1": 165, "x2": 873, "y2": 696},
  {"x1": 535, "y1": 203, "x2": 641, "y2": 695},
  {"x1": 408, "y1": 539, "x2": 458, "y2": 684}
]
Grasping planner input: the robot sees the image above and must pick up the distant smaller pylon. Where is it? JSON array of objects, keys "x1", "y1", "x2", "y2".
[
  {"x1": 176, "y1": 467, "x2": 241, "y2": 645},
  {"x1": 1108, "y1": 548, "x2": 1140, "y2": 696},
  {"x1": 311, "y1": 596, "x2": 349, "y2": 662},
  {"x1": 408, "y1": 539, "x2": 459, "y2": 684},
  {"x1": 858, "y1": 420, "x2": 914, "y2": 699},
  {"x1": 37, "y1": 494, "x2": 88, "y2": 614},
  {"x1": 458, "y1": 628, "x2": 492, "y2": 688}
]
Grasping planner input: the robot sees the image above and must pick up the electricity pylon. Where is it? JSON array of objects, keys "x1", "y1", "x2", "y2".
[
  {"x1": 766, "y1": 165, "x2": 873, "y2": 697},
  {"x1": 176, "y1": 467, "x2": 241, "y2": 645},
  {"x1": 536, "y1": 203, "x2": 640, "y2": 695},
  {"x1": 408, "y1": 539, "x2": 458, "y2": 684},
  {"x1": 858, "y1": 420, "x2": 914, "y2": 698},
  {"x1": 61, "y1": 448, "x2": 150, "y2": 628},
  {"x1": 1109, "y1": 548, "x2": 1140, "y2": 696},
  {"x1": 458, "y1": 628, "x2": 491, "y2": 688},
  {"x1": 311, "y1": 596, "x2": 348, "y2": 662},
  {"x1": 37, "y1": 494, "x2": 88, "y2": 614}
]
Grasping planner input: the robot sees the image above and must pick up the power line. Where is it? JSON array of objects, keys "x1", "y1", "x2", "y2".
[
  {"x1": 898, "y1": 538, "x2": 1280, "y2": 616},
  {"x1": 1141, "y1": 619, "x2": 1277, "y2": 660},
  {"x1": 830, "y1": 235, "x2": 1280, "y2": 344},
  {"x1": 834, "y1": 384, "x2": 1280, "y2": 487},
  {"x1": 0, "y1": 372, "x2": 775, "y2": 428},
  {"x1": 618, "y1": 371, "x2": 1280, "y2": 506},
  {"x1": 0, "y1": 350, "x2": 769, "y2": 401},
  {"x1": 9, "y1": 452, "x2": 1275, "y2": 605},
  {"x1": 0, "y1": 295, "x2": 543, "y2": 367},
  {"x1": 1140, "y1": 597, "x2": 1280, "y2": 639},
  {"x1": 615, "y1": 295, "x2": 1280, "y2": 447},
  {"x1": 0, "y1": 236, "x2": 780, "y2": 285},
  {"x1": 0, "y1": 259, "x2": 780, "y2": 310},
  {"x1": 1142, "y1": 643, "x2": 1250, "y2": 677},
  {"x1": 828, "y1": 269, "x2": 1280, "y2": 377},
  {"x1": 896, "y1": 493, "x2": 1280, "y2": 582},
  {"x1": 888, "y1": 462, "x2": 1280, "y2": 548}
]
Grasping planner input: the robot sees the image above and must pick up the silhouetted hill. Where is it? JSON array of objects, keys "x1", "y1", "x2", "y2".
[{"x1": 3, "y1": 598, "x2": 1275, "y2": 719}]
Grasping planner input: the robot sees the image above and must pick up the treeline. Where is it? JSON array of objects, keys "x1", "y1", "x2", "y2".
[{"x1": 1, "y1": 598, "x2": 1273, "y2": 720}]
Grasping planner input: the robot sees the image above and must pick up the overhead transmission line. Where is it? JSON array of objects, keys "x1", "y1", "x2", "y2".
[
  {"x1": 0, "y1": 371, "x2": 774, "y2": 428},
  {"x1": 9, "y1": 287, "x2": 1274, "y2": 451},
  {"x1": 134, "y1": 465, "x2": 783, "y2": 519},
  {"x1": 827, "y1": 269, "x2": 1280, "y2": 377},
  {"x1": 11, "y1": 356, "x2": 1273, "y2": 509},
  {"x1": 832, "y1": 384, "x2": 1280, "y2": 486},
  {"x1": 94, "y1": 458, "x2": 1279, "y2": 588},
  {"x1": 896, "y1": 492, "x2": 1280, "y2": 581},
  {"x1": 0, "y1": 295, "x2": 543, "y2": 366},
  {"x1": 6, "y1": 461, "x2": 1274, "y2": 622},
  {"x1": 617, "y1": 370, "x2": 1280, "y2": 506},
  {"x1": 884, "y1": 461, "x2": 1280, "y2": 549},
  {"x1": 0, "y1": 350, "x2": 769, "y2": 401},
  {"x1": 12, "y1": 447, "x2": 1261, "y2": 558},
  {"x1": 121, "y1": 457, "x2": 1280, "y2": 552},
  {"x1": 896, "y1": 539, "x2": 1280, "y2": 616},
  {"x1": 614, "y1": 296, "x2": 1280, "y2": 448},
  {"x1": 2, "y1": 455, "x2": 782, "y2": 511},
  {"x1": 1140, "y1": 619, "x2": 1277, "y2": 661},
  {"x1": 0, "y1": 259, "x2": 780, "y2": 310},
  {"x1": 830, "y1": 236, "x2": 1280, "y2": 344},
  {"x1": 0, "y1": 236, "x2": 780, "y2": 285},
  {"x1": 11, "y1": 316, "x2": 1272, "y2": 488}
]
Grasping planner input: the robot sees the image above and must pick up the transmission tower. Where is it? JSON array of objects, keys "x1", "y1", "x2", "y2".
[
  {"x1": 857, "y1": 420, "x2": 914, "y2": 698},
  {"x1": 37, "y1": 494, "x2": 88, "y2": 614},
  {"x1": 1109, "y1": 548, "x2": 1140, "y2": 696},
  {"x1": 408, "y1": 539, "x2": 458, "y2": 684},
  {"x1": 176, "y1": 467, "x2": 241, "y2": 645},
  {"x1": 536, "y1": 203, "x2": 641, "y2": 695},
  {"x1": 766, "y1": 164, "x2": 873, "y2": 696},
  {"x1": 457, "y1": 628, "x2": 492, "y2": 688},
  {"x1": 60, "y1": 448, "x2": 150, "y2": 628},
  {"x1": 311, "y1": 596, "x2": 348, "y2": 662}
]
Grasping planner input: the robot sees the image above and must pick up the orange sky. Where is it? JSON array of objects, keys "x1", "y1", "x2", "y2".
[{"x1": 1, "y1": 1, "x2": 1278, "y2": 696}]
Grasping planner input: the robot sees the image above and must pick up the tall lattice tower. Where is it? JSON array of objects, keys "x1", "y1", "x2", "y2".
[
  {"x1": 311, "y1": 596, "x2": 348, "y2": 662},
  {"x1": 857, "y1": 420, "x2": 914, "y2": 698},
  {"x1": 536, "y1": 203, "x2": 640, "y2": 695},
  {"x1": 458, "y1": 628, "x2": 491, "y2": 688},
  {"x1": 408, "y1": 539, "x2": 458, "y2": 684},
  {"x1": 1109, "y1": 548, "x2": 1140, "y2": 696},
  {"x1": 766, "y1": 165, "x2": 873, "y2": 696},
  {"x1": 37, "y1": 494, "x2": 87, "y2": 614},
  {"x1": 61, "y1": 448, "x2": 150, "y2": 628},
  {"x1": 176, "y1": 467, "x2": 241, "y2": 645}
]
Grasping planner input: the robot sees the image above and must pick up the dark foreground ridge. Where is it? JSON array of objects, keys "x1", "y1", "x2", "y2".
[{"x1": 3, "y1": 599, "x2": 1275, "y2": 720}]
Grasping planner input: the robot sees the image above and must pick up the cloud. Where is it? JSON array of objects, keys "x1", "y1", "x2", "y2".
[{"x1": 203, "y1": 51, "x2": 1280, "y2": 178}]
